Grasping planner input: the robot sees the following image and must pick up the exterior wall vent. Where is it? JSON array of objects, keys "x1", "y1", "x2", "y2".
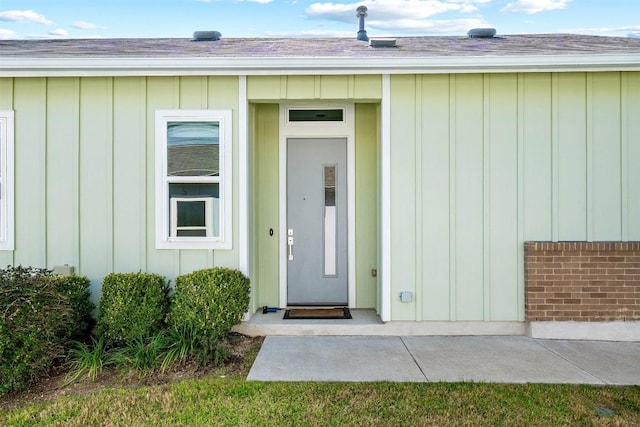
[
  {"x1": 193, "y1": 31, "x2": 222, "y2": 41},
  {"x1": 467, "y1": 28, "x2": 496, "y2": 38},
  {"x1": 370, "y1": 38, "x2": 397, "y2": 48}
]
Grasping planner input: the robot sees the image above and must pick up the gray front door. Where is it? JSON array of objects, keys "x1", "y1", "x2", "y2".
[{"x1": 287, "y1": 138, "x2": 348, "y2": 305}]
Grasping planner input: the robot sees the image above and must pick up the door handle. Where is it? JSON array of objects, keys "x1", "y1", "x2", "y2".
[{"x1": 287, "y1": 229, "x2": 294, "y2": 261}]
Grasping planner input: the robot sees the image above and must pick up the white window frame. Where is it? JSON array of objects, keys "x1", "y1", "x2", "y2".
[
  {"x1": 0, "y1": 111, "x2": 14, "y2": 251},
  {"x1": 155, "y1": 109, "x2": 232, "y2": 250}
]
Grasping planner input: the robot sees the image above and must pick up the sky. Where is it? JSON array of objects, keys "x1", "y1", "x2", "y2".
[{"x1": 0, "y1": 0, "x2": 638, "y2": 40}]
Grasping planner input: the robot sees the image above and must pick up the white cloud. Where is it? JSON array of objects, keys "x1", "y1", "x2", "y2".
[
  {"x1": 501, "y1": 0, "x2": 571, "y2": 14},
  {"x1": 304, "y1": 0, "x2": 493, "y2": 34},
  {"x1": 449, "y1": 0, "x2": 495, "y2": 13},
  {"x1": 306, "y1": 0, "x2": 485, "y2": 23},
  {"x1": 0, "y1": 28, "x2": 18, "y2": 39},
  {"x1": 72, "y1": 20, "x2": 98, "y2": 30},
  {"x1": 0, "y1": 10, "x2": 53, "y2": 25},
  {"x1": 370, "y1": 17, "x2": 488, "y2": 33},
  {"x1": 48, "y1": 28, "x2": 69, "y2": 37},
  {"x1": 306, "y1": 3, "x2": 358, "y2": 22},
  {"x1": 22, "y1": 28, "x2": 71, "y2": 39}
]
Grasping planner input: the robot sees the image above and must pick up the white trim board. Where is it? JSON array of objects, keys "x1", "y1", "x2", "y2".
[
  {"x1": 238, "y1": 76, "x2": 250, "y2": 276},
  {"x1": 380, "y1": 75, "x2": 391, "y2": 322},
  {"x1": 3, "y1": 55, "x2": 640, "y2": 77},
  {"x1": 278, "y1": 104, "x2": 356, "y2": 308},
  {"x1": 528, "y1": 321, "x2": 640, "y2": 342},
  {"x1": 238, "y1": 75, "x2": 249, "y2": 274},
  {"x1": 0, "y1": 111, "x2": 14, "y2": 251},
  {"x1": 238, "y1": 76, "x2": 251, "y2": 320}
]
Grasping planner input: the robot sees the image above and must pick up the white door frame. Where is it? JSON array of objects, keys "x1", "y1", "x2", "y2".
[{"x1": 279, "y1": 103, "x2": 356, "y2": 308}]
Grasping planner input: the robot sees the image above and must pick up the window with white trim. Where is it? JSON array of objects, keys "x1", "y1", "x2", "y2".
[
  {"x1": 0, "y1": 111, "x2": 14, "y2": 250},
  {"x1": 155, "y1": 110, "x2": 232, "y2": 249}
]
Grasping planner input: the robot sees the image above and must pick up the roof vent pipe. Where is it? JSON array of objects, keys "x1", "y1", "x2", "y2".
[{"x1": 356, "y1": 6, "x2": 369, "y2": 41}]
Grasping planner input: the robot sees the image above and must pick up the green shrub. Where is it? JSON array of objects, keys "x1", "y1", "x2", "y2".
[
  {"x1": 0, "y1": 266, "x2": 94, "y2": 394},
  {"x1": 168, "y1": 268, "x2": 250, "y2": 362},
  {"x1": 55, "y1": 275, "x2": 96, "y2": 339},
  {"x1": 96, "y1": 272, "x2": 169, "y2": 347}
]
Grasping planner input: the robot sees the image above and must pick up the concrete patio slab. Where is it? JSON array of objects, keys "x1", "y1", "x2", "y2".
[
  {"x1": 248, "y1": 335, "x2": 639, "y2": 384},
  {"x1": 234, "y1": 309, "x2": 525, "y2": 337},
  {"x1": 537, "y1": 340, "x2": 640, "y2": 385},
  {"x1": 247, "y1": 336, "x2": 426, "y2": 382},
  {"x1": 403, "y1": 336, "x2": 603, "y2": 384}
]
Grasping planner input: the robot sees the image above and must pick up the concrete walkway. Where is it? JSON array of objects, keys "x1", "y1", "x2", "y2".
[{"x1": 247, "y1": 336, "x2": 640, "y2": 384}]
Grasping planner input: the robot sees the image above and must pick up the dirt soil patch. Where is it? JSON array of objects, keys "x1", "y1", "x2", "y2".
[{"x1": 0, "y1": 334, "x2": 264, "y2": 412}]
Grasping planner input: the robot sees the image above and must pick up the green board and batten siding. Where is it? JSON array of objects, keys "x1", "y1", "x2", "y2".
[
  {"x1": 249, "y1": 103, "x2": 280, "y2": 309},
  {"x1": 0, "y1": 74, "x2": 381, "y2": 312},
  {"x1": 247, "y1": 75, "x2": 381, "y2": 312},
  {"x1": 1, "y1": 71, "x2": 639, "y2": 321},
  {"x1": 626, "y1": 73, "x2": 640, "y2": 240},
  {"x1": 389, "y1": 72, "x2": 640, "y2": 322},
  {"x1": 0, "y1": 76, "x2": 241, "y2": 301},
  {"x1": 247, "y1": 75, "x2": 382, "y2": 101},
  {"x1": 354, "y1": 103, "x2": 379, "y2": 309}
]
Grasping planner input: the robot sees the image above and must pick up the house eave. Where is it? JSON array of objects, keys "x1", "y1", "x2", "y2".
[{"x1": 2, "y1": 54, "x2": 639, "y2": 77}]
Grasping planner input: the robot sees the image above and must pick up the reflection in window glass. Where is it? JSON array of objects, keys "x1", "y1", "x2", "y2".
[
  {"x1": 177, "y1": 200, "x2": 205, "y2": 228},
  {"x1": 167, "y1": 121, "x2": 219, "y2": 176},
  {"x1": 324, "y1": 165, "x2": 337, "y2": 276},
  {"x1": 324, "y1": 165, "x2": 336, "y2": 207},
  {"x1": 169, "y1": 183, "x2": 220, "y2": 237}
]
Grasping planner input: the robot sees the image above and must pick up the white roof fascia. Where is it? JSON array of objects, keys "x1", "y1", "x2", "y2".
[{"x1": 1, "y1": 54, "x2": 639, "y2": 77}]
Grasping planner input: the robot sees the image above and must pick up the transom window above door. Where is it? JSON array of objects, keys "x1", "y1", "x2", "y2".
[
  {"x1": 288, "y1": 109, "x2": 344, "y2": 122},
  {"x1": 285, "y1": 107, "x2": 346, "y2": 127}
]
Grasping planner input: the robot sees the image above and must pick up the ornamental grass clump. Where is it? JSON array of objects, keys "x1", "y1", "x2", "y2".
[
  {"x1": 96, "y1": 272, "x2": 169, "y2": 348},
  {"x1": 0, "y1": 266, "x2": 94, "y2": 394},
  {"x1": 168, "y1": 268, "x2": 250, "y2": 364}
]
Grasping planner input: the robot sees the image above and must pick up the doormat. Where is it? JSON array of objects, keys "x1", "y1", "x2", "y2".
[{"x1": 283, "y1": 307, "x2": 352, "y2": 320}]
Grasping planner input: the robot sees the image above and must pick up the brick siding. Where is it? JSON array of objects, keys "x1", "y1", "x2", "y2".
[{"x1": 525, "y1": 242, "x2": 640, "y2": 322}]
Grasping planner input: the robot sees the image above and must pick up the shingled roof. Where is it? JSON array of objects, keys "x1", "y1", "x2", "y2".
[
  {"x1": 2, "y1": 34, "x2": 639, "y2": 76},
  {"x1": 2, "y1": 34, "x2": 640, "y2": 58},
  {"x1": 168, "y1": 145, "x2": 219, "y2": 177}
]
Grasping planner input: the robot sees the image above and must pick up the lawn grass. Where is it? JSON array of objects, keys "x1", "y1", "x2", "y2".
[
  {"x1": 2, "y1": 380, "x2": 639, "y2": 426},
  {"x1": 2, "y1": 336, "x2": 639, "y2": 426}
]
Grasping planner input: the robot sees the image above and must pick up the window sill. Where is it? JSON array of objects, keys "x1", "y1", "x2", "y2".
[{"x1": 155, "y1": 238, "x2": 232, "y2": 250}]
